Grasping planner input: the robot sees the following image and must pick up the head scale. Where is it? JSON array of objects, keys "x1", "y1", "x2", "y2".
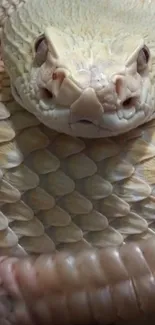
[{"x1": 1, "y1": 0, "x2": 155, "y2": 138}]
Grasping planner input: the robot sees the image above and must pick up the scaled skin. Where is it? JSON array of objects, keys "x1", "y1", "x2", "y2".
[
  {"x1": 1, "y1": 0, "x2": 155, "y2": 138},
  {"x1": 1, "y1": 2, "x2": 155, "y2": 324},
  {"x1": 1, "y1": 1, "x2": 155, "y2": 252}
]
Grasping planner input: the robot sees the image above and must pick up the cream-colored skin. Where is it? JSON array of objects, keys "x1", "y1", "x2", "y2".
[
  {"x1": 1, "y1": 0, "x2": 155, "y2": 256},
  {"x1": 1, "y1": 0, "x2": 155, "y2": 138}
]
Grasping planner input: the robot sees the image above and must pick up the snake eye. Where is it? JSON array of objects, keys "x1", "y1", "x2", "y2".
[
  {"x1": 34, "y1": 34, "x2": 48, "y2": 66},
  {"x1": 137, "y1": 45, "x2": 150, "y2": 73}
]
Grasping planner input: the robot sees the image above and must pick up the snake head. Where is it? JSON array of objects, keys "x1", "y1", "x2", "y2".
[{"x1": 1, "y1": 6, "x2": 155, "y2": 138}]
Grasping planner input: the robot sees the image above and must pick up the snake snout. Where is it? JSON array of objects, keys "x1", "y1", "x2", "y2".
[{"x1": 70, "y1": 88, "x2": 103, "y2": 124}]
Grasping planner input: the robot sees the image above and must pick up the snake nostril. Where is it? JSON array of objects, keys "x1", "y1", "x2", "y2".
[
  {"x1": 123, "y1": 97, "x2": 136, "y2": 108},
  {"x1": 41, "y1": 88, "x2": 53, "y2": 99}
]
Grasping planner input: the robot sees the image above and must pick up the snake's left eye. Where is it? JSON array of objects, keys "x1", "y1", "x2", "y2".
[
  {"x1": 34, "y1": 34, "x2": 48, "y2": 66},
  {"x1": 137, "y1": 45, "x2": 150, "y2": 73}
]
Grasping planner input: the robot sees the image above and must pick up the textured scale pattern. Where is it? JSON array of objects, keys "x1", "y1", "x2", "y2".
[
  {"x1": 0, "y1": 0, "x2": 25, "y2": 36},
  {"x1": 1, "y1": 51, "x2": 155, "y2": 256},
  {"x1": 2, "y1": 2, "x2": 155, "y2": 325}
]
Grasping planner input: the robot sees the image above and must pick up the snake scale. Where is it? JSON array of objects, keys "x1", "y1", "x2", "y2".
[{"x1": 0, "y1": 0, "x2": 155, "y2": 324}]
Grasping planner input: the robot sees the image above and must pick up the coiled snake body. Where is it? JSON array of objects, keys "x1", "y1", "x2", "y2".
[{"x1": 0, "y1": 0, "x2": 155, "y2": 324}]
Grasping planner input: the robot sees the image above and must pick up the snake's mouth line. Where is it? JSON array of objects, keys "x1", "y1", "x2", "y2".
[
  {"x1": 37, "y1": 100, "x2": 145, "y2": 126},
  {"x1": 38, "y1": 96, "x2": 142, "y2": 119}
]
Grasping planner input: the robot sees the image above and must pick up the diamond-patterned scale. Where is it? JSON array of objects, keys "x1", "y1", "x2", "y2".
[
  {"x1": 2, "y1": 200, "x2": 34, "y2": 222},
  {"x1": 23, "y1": 187, "x2": 55, "y2": 212},
  {"x1": 38, "y1": 206, "x2": 71, "y2": 227}
]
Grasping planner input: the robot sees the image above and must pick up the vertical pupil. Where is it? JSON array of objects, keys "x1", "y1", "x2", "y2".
[
  {"x1": 35, "y1": 36, "x2": 45, "y2": 51},
  {"x1": 143, "y1": 48, "x2": 149, "y2": 63}
]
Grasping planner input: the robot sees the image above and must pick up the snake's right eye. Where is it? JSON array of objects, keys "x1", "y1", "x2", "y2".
[
  {"x1": 137, "y1": 45, "x2": 150, "y2": 74},
  {"x1": 34, "y1": 34, "x2": 48, "y2": 66}
]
